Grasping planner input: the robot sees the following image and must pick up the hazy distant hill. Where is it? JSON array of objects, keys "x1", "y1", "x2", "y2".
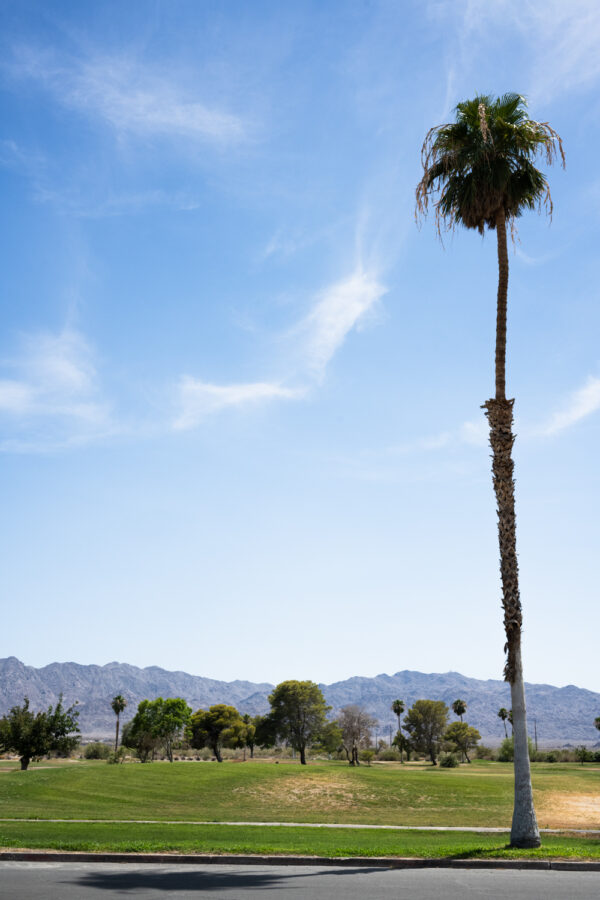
[{"x1": 1, "y1": 657, "x2": 599, "y2": 745}]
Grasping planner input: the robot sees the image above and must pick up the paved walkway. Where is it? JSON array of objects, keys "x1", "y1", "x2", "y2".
[{"x1": 1, "y1": 818, "x2": 598, "y2": 834}]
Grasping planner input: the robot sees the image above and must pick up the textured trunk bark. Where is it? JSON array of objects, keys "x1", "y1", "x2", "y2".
[
  {"x1": 114, "y1": 717, "x2": 120, "y2": 754},
  {"x1": 20, "y1": 756, "x2": 30, "y2": 771},
  {"x1": 213, "y1": 743, "x2": 223, "y2": 763},
  {"x1": 482, "y1": 208, "x2": 540, "y2": 850},
  {"x1": 299, "y1": 745, "x2": 306, "y2": 765}
]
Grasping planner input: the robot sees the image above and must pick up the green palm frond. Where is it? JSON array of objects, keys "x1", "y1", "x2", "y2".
[{"x1": 416, "y1": 94, "x2": 564, "y2": 236}]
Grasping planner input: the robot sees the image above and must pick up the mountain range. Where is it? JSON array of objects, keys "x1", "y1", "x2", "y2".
[{"x1": 1, "y1": 657, "x2": 599, "y2": 746}]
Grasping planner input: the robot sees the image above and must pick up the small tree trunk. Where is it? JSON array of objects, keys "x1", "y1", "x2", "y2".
[
  {"x1": 299, "y1": 745, "x2": 306, "y2": 765},
  {"x1": 114, "y1": 716, "x2": 120, "y2": 754},
  {"x1": 20, "y1": 756, "x2": 30, "y2": 771},
  {"x1": 482, "y1": 208, "x2": 541, "y2": 850},
  {"x1": 213, "y1": 742, "x2": 223, "y2": 763}
]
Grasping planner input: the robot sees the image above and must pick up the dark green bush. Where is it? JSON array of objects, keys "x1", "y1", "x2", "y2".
[
  {"x1": 439, "y1": 752, "x2": 459, "y2": 768},
  {"x1": 84, "y1": 742, "x2": 111, "y2": 760}
]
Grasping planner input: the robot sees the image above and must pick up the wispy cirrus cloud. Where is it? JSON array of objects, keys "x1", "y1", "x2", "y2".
[
  {"x1": 0, "y1": 329, "x2": 113, "y2": 451},
  {"x1": 172, "y1": 261, "x2": 386, "y2": 429},
  {"x1": 431, "y1": 0, "x2": 600, "y2": 113},
  {"x1": 7, "y1": 47, "x2": 248, "y2": 145},
  {"x1": 539, "y1": 375, "x2": 600, "y2": 435},
  {"x1": 173, "y1": 378, "x2": 302, "y2": 431},
  {"x1": 299, "y1": 265, "x2": 386, "y2": 377}
]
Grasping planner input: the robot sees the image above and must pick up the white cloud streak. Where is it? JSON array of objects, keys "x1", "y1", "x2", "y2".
[
  {"x1": 0, "y1": 330, "x2": 112, "y2": 450},
  {"x1": 174, "y1": 378, "x2": 302, "y2": 431},
  {"x1": 172, "y1": 262, "x2": 386, "y2": 429},
  {"x1": 541, "y1": 376, "x2": 600, "y2": 435},
  {"x1": 8, "y1": 48, "x2": 247, "y2": 145},
  {"x1": 301, "y1": 266, "x2": 386, "y2": 377},
  {"x1": 428, "y1": 0, "x2": 600, "y2": 109}
]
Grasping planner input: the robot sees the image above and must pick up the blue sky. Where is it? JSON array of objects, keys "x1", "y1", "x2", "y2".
[{"x1": 2, "y1": 0, "x2": 600, "y2": 692}]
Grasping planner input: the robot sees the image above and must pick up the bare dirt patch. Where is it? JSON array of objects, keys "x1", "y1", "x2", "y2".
[
  {"x1": 536, "y1": 791, "x2": 600, "y2": 828},
  {"x1": 232, "y1": 775, "x2": 368, "y2": 811}
]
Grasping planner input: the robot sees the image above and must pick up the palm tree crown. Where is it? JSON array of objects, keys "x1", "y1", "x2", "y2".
[
  {"x1": 452, "y1": 699, "x2": 467, "y2": 721},
  {"x1": 111, "y1": 695, "x2": 127, "y2": 717},
  {"x1": 416, "y1": 93, "x2": 564, "y2": 236}
]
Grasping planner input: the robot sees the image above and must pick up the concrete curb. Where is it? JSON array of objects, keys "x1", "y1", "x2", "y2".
[{"x1": 1, "y1": 851, "x2": 599, "y2": 871}]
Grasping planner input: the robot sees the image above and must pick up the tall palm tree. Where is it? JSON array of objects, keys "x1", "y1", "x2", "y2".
[
  {"x1": 498, "y1": 707, "x2": 509, "y2": 739},
  {"x1": 391, "y1": 699, "x2": 405, "y2": 763},
  {"x1": 111, "y1": 694, "x2": 127, "y2": 754},
  {"x1": 416, "y1": 93, "x2": 564, "y2": 849},
  {"x1": 452, "y1": 699, "x2": 467, "y2": 722}
]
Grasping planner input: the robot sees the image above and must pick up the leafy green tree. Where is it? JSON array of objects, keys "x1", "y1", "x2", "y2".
[
  {"x1": 0, "y1": 696, "x2": 80, "y2": 770},
  {"x1": 444, "y1": 721, "x2": 481, "y2": 763},
  {"x1": 392, "y1": 730, "x2": 412, "y2": 761},
  {"x1": 416, "y1": 93, "x2": 564, "y2": 848},
  {"x1": 576, "y1": 746, "x2": 592, "y2": 765},
  {"x1": 128, "y1": 697, "x2": 191, "y2": 763},
  {"x1": 312, "y1": 720, "x2": 343, "y2": 756},
  {"x1": 111, "y1": 695, "x2": 127, "y2": 754},
  {"x1": 498, "y1": 707, "x2": 509, "y2": 738},
  {"x1": 188, "y1": 704, "x2": 244, "y2": 762},
  {"x1": 403, "y1": 700, "x2": 449, "y2": 766},
  {"x1": 155, "y1": 698, "x2": 192, "y2": 762},
  {"x1": 338, "y1": 705, "x2": 377, "y2": 766},
  {"x1": 267, "y1": 680, "x2": 330, "y2": 765},
  {"x1": 240, "y1": 714, "x2": 256, "y2": 760},
  {"x1": 253, "y1": 713, "x2": 278, "y2": 752},
  {"x1": 128, "y1": 700, "x2": 161, "y2": 762},
  {"x1": 391, "y1": 699, "x2": 405, "y2": 763},
  {"x1": 452, "y1": 699, "x2": 467, "y2": 722}
]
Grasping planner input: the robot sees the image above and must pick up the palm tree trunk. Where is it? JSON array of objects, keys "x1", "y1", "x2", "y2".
[
  {"x1": 114, "y1": 716, "x2": 120, "y2": 754},
  {"x1": 482, "y1": 208, "x2": 540, "y2": 849}
]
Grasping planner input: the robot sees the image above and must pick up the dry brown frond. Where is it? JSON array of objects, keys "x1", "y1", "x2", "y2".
[{"x1": 538, "y1": 122, "x2": 566, "y2": 168}]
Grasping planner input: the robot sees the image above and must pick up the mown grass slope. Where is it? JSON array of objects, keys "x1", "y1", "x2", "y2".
[{"x1": 1, "y1": 759, "x2": 599, "y2": 829}]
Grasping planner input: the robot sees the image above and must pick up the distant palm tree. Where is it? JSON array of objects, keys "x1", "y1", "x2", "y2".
[
  {"x1": 594, "y1": 716, "x2": 600, "y2": 733},
  {"x1": 452, "y1": 699, "x2": 467, "y2": 722},
  {"x1": 416, "y1": 93, "x2": 564, "y2": 849},
  {"x1": 111, "y1": 694, "x2": 127, "y2": 753},
  {"x1": 498, "y1": 707, "x2": 509, "y2": 739},
  {"x1": 391, "y1": 699, "x2": 405, "y2": 763}
]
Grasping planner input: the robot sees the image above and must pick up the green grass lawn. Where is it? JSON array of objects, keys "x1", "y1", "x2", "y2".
[
  {"x1": 1, "y1": 758, "x2": 599, "y2": 857},
  {"x1": 1, "y1": 821, "x2": 599, "y2": 860}
]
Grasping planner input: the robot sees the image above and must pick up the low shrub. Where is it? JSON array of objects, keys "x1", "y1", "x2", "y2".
[
  {"x1": 439, "y1": 752, "x2": 459, "y2": 768},
  {"x1": 474, "y1": 744, "x2": 494, "y2": 760},
  {"x1": 359, "y1": 750, "x2": 374, "y2": 766},
  {"x1": 377, "y1": 749, "x2": 401, "y2": 761},
  {"x1": 84, "y1": 742, "x2": 111, "y2": 760},
  {"x1": 497, "y1": 737, "x2": 535, "y2": 762}
]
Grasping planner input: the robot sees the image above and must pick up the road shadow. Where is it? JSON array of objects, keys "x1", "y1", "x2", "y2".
[{"x1": 67, "y1": 865, "x2": 381, "y2": 893}]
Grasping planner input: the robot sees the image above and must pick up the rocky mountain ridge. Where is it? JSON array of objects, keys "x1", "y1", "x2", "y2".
[{"x1": 1, "y1": 657, "x2": 599, "y2": 745}]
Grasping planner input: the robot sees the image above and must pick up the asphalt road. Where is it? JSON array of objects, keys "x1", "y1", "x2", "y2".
[{"x1": 1, "y1": 862, "x2": 600, "y2": 899}]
